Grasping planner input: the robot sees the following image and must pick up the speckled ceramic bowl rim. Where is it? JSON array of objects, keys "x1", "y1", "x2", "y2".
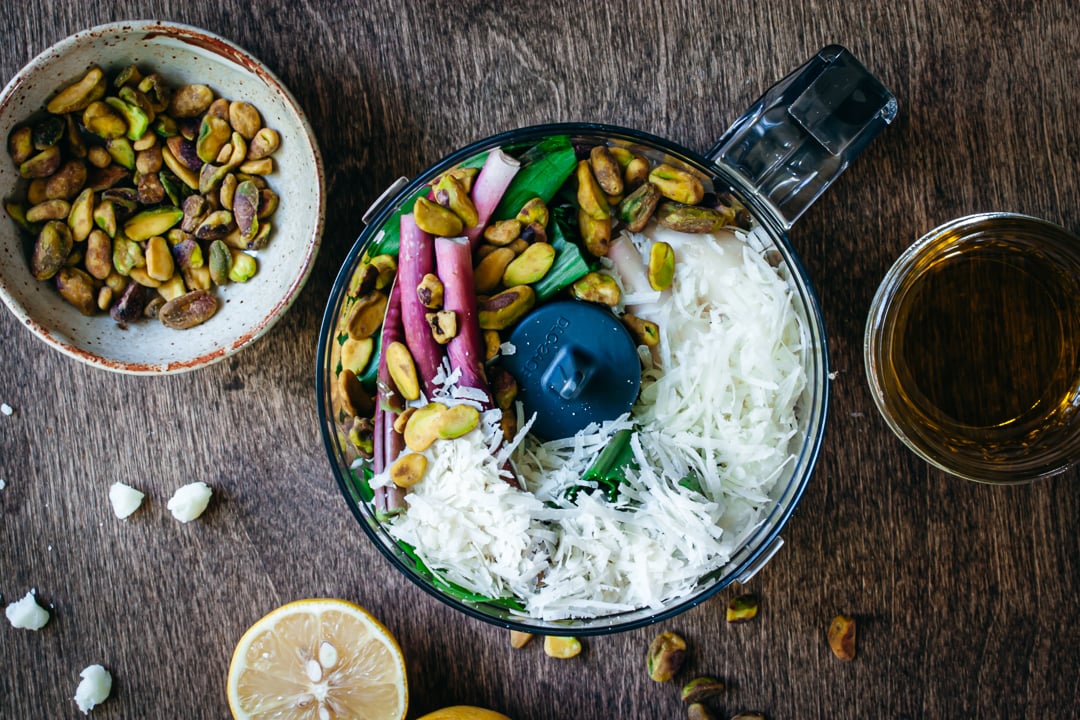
[{"x1": 0, "y1": 20, "x2": 325, "y2": 374}]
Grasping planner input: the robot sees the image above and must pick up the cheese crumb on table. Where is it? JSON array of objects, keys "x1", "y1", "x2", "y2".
[
  {"x1": 1, "y1": 403, "x2": 13, "y2": 416},
  {"x1": 166, "y1": 482, "x2": 213, "y2": 522},
  {"x1": 74, "y1": 664, "x2": 112, "y2": 714},
  {"x1": 108, "y1": 482, "x2": 145, "y2": 519},
  {"x1": 5, "y1": 590, "x2": 50, "y2": 630}
]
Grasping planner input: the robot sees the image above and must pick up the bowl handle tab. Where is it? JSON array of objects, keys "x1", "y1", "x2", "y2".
[
  {"x1": 362, "y1": 176, "x2": 410, "y2": 226},
  {"x1": 706, "y1": 45, "x2": 897, "y2": 231}
]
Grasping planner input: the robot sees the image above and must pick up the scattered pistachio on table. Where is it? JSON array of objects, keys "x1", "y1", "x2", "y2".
[
  {"x1": 647, "y1": 630, "x2": 687, "y2": 682},
  {"x1": 681, "y1": 677, "x2": 725, "y2": 704},
  {"x1": 6, "y1": 63, "x2": 283, "y2": 328},
  {"x1": 828, "y1": 614, "x2": 857, "y2": 661},
  {"x1": 726, "y1": 594, "x2": 760, "y2": 623},
  {"x1": 542, "y1": 635, "x2": 582, "y2": 659}
]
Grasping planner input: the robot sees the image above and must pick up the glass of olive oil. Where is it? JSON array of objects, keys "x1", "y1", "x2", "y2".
[{"x1": 865, "y1": 213, "x2": 1080, "y2": 483}]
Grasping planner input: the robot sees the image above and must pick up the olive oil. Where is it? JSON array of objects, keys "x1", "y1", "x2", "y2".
[{"x1": 867, "y1": 215, "x2": 1080, "y2": 482}]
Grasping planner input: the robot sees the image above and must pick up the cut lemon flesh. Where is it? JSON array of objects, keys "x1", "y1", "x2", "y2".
[{"x1": 227, "y1": 599, "x2": 407, "y2": 720}]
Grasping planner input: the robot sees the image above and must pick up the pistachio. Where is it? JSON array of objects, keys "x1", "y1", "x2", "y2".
[
  {"x1": 19, "y1": 145, "x2": 62, "y2": 179},
  {"x1": 368, "y1": 254, "x2": 397, "y2": 289},
  {"x1": 5, "y1": 202, "x2": 38, "y2": 236},
  {"x1": 474, "y1": 247, "x2": 516, "y2": 294},
  {"x1": 622, "y1": 313, "x2": 660, "y2": 347},
  {"x1": 434, "y1": 173, "x2": 479, "y2": 228},
  {"x1": 208, "y1": 240, "x2": 232, "y2": 285},
  {"x1": 104, "y1": 96, "x2": 150, "y2": 141},
  {"x1": 158, "y1": 289, "x2": 219, "y2": 329},
  {"x1": 63, "y1": 188, "x2": 93, "y2": 242},
  {"x1": 649, "y1": 164, "x2": 705, "y2": 205},
  {"x1": 105, "y1": 137, "x2": 135, "y2": 170},
  {"x1": 390, "y1": 453, "x2": 428, "y2": 488},
  {"x1": 157, "y1": 273, "x2": 187, "y2": 302},
  {"x1": 226, "y1": 100, "x2": 261, "y2": 139},
  {"x1": 686, "y1": 703, "x2": 716, "y2": 720},
  {"x1": 8, "y1": 126, "x2": 34, "y2": 164},
  {"x1": 194, "y1": 210, "x2": 235, "y2": 241},
  {"x1": 345, "y1": 291, "x2": 388, "y2": 340},
  {"x1": 136, "y1": 73, "x2": 172, "y2": 113},
  {"x1": 81, "y1": 229, "x2": 113, "y2": 280},
  {"x1": 137, "y1": 172, "x2": 166, "y2": 205},
  {"x1": 483, "y1": 330, "x2": 502, "y2": 362},
  {"x1": 144, "y1": 236, "x2": 174, "y2": 282},
  {"x1": 228, "y1": 250, "x2": 257, "y2": 282},
  {"x1": 624, "y1": 155, "x2": 651, "y2": 189},
  {"x1": 199, "y1": 162, "x2": 231, "y2": 195},
  {"x1": 648, "y1": 241, "x2": 675, "y2": 291},
  {"x1": 111, "y1": 64, "x2": 142, "y2": 89},
  {"x1": 337, "y1": 368, "x2": 374, "y2": 418},
  {"x1": 193, "y1": 115, "x2": 230, "y2": 164},
  {"x1": 393, "y1": 408, "x2": 415, "y2": 435},
  {"x1": 96, "y1": 285, "x2": 113, "y2": 312},
  {"x1": 478, "y1": 286, "x2": 536, "y2": 330},
  {"x1": 483, "y1": 219, "x2": 522, "y2": 247},
  {"x1": 54, "y1": 267, "x2": 97, "y2": 315},
  {"x1": 30, "y1": 221, "x2": 73, "y2": 280},
  {"x1": 82, "y1": 101, "x2": 128, "y2": 140},
  {"x1": 404, "y1": 402, "x2": 448, "y2": 452},
  {"x1": 104, "y1": 270, "x2": 128, "y2": 296},
  {"x1": 65, "y1": 246, "x2": 85, "y2": 269},
  {"x1": 46, "y1": 66, "x2": 107, "y2": 114},
  {"x1": 509, "y1": 630, "x2": 533, "y2": 649},
  {"x1": 425, "y1": 310, "x2": 458, "y2": 345},
  {"x1": 570, "y1": 271, "x2": 620, "y2": 306},
  {"x1": 340, "y1": 337, "x2": 374, "y2": 374},
  {"x1": 32, "y1": 116, "x2": 65, "y2": 150},
  {"x1": 112, "y1": 236, "x2": 145, "y2": 276},
  {"x1": 152, "y1": 114, "x2": 178, "y2": 138},
  {"x1": 502, "y1": 242, "x2": 555, "y2": 286},
  {"x1": 417, "y1": 273, "x2": 444, "y2": 309},
  {"x1": 26, "y1": 199, "x2": 71, "y2": 223},
  {"x1": 169, "y1": 84, "x2": 214, "y2": 118},
  {"x1": 135, "y1": 144, "x2": 164, "y2": 175},
  {"x1": 543, "y1": 636, "x2": 582, "y2": 659},
  {"x1": 608, "y1": 146, "x2": 634, "y2": 167},
  {"x1": 656, "y1": 201, "x2": 733, "y2": 234},
  {"x1": 124, "y1": 206, "x2": 184, "y2": 241},
  {"x1": 166, "y1": 135, "x2": 203, "y2": 171},
  {"x1": 256, "y1": 188, "x2": 279, "y2": 219},
  {"x1": 246, "y1": 127, "x2": 280, "y2": 160},
  {"x1": 436, "y1": 403, "x2": 480, "y2": 440},
  {"x1": 488, "y1": 366, "x2": 518, "y2": 410},
  {"x1": 386, "y1": 341, "x2": 421, "y2": 401},
  {"x1": 238, "y1": 157, "x2": 273, "y2": 176},
  {"x1": 589, "y1": 145, "x2": 624, "y2": 196},
  {"x1": 233, "y1": 180, "x2": 260, "y2": 242},
  {"x1": 92, "y1": 201, "x2": 117, "y2": 238},
  {"x1": 681, "y1": 677, "x2": 725, "y2": 704},
  {"x1": 577, "y1": 208, "x2": 611, "y2": 257},
  {"x1": 26, "y1": 179, "x2": 47, "y2": 205},
  {"x1": 575, "y1": 159, "x2": 610, "y2": 220},
  {"x1": 726, "y1": 594, "x2": 759, "y2": 623},
  {"x1": 110, "y1": 280, "x2": 148, "y2": 325},
  {"x1": 132, "y1": 127, "x2": 158, "y2": 152},
  {"x1": 828, "y1": 614, "x2": 856, "y2": 661},
  {"x1": 219, "y1": 172, "x2": 238, "y2": 210},
  {"x1": 618, "y1": 182, "x2": 662, "y2": 232},
  {"x1": 475, "y1": 244, "x2": 498, "y2": 261},
  {"x1": 181, "y1": 194, "x2": 209, "y2": 233},
  {"x1": 414, "y1": 196, "x2": 464, "y2": 237},
  {"x1": 646, "y1": 631, "x2": 686, "y2": 682},
  {"x1": 433, "y1": 166, "x2": 478, "y2": 193},
  {"x1": 183, "y1": 264, "x2": 212, "y2": 292},
  {"x1": 515, "y1": 197, "x2": 550, "y2": 229},
  {"x1": 729, "y1": 714, "x2": 766, "y2": 720},
  {"x1": 84, "y1": 146, "x2": 109, "y2": 169},
  {"x1": 160, "y1": 144, "x2": 200, "y2": 190}
]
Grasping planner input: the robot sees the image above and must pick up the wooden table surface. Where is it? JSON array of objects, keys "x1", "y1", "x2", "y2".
[{"x1": 2, "y1": 1, "x2": 1078, "y2": 718}]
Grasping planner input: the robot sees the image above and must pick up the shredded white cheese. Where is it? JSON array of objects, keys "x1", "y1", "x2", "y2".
[
  {"x1": 166, "y1": 482, "x2": 213, "y2": 523},
  {"x1": 109, "y1": 482, "x2": 145, "y2": 519},
  {"x1": 382, "y1": 224, "x2": 808, "y2": 620},
  {"x1": 5, "y1": 590, "x2": 50, "y2": 630},
  {"x1": 74, "y1": 664, "x2": 112, "y2": 714}
]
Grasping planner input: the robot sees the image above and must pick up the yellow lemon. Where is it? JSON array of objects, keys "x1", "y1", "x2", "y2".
[
  {"x1": 417, "y1": 707, "x2": 511, "y2": 720},
  {"x1": 227, "y1": 598, "x2": 407, "y2": 720}
]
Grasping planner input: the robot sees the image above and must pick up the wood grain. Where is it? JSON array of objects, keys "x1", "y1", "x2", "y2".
[{"x1": 2, "y1": 1, "x2": 1078, "y2": 718}]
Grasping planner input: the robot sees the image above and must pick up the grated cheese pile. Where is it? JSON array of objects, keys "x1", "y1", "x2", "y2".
[{"x1": 375, "y1": 224, "x2": 808, "y2": 620}]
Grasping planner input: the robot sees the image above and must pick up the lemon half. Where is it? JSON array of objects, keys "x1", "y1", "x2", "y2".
[{"x1": 227, "y1": 598, "x2": 408, "y2": 720}]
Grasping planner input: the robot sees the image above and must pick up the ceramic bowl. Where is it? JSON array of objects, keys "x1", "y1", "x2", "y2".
[{"x1": 0, "y1": 21, "x2": 324, "y2": 373}]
